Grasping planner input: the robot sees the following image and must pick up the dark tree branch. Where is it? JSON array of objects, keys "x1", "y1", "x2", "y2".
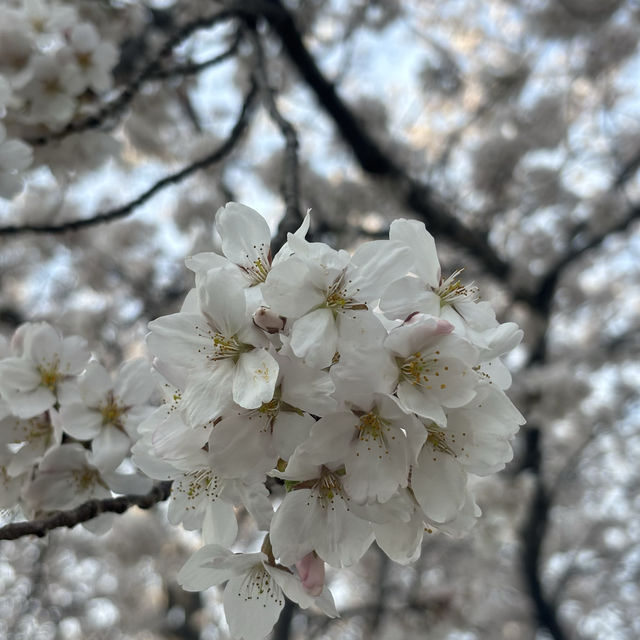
[
  {"x1": 614, "y1": 150, "x2": 640, "y2": 188},
  {"x1": 520, "y1": 428, "x2": 569, "y2": 640},
  {"x1": 271, "y1": 598, "x2": 295, "y2": 640},
  {"x1": 0, "y1": 82, "x2": 258, "y2": 236},
  {"x1": 259, "y1": 0, "x2": 510, "y2": 281},
  {"x1": 148, "y1": 30, "x2": 242, "y2": 81},
  {"x1": 366, "y1": 549, "x2": 390, "y2": 637},
  {"x1": 28, "y1": 10, "x2": 241, "y2": 146},
  {"x1": 0, "y1": 482, "x2": 172, "y2": 541},
  {"x1": 258, "y1": 0, "x2": 639, "y2": 319},
  {"x1": 521, "y1": 203, "x2": 640, "y2": 318}
]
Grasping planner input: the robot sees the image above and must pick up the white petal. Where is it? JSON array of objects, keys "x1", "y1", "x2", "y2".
[
  {"x1": 91, "y1": 425, "x2": 131, "y2": 471},
  {"x1": 345, "y1": 423, "x2": 410, "y2": 504},
  {"x1": 0, "y1": 357, "x2": 40, "y2": 391},
  {"x1": 60, "y1": 404, "x2": 102, "y2": 439},
  {"x1": 279, "y1": 355, "x2": 336, "y2": 416},
  {"x1": 26, "y1": 323, "x2": 63, "y2": 366},
  {"x1": 5, "y1": 386, "x2": 56, "y2": 419},
  {"x1": 232, "y1": 481, "x2": 274, "y2": 530},
  {"x1": 0, "y1": 139, "x2": 32, "y2": 172},
  {"x1": 202, "y1": 500, "x2": 238, "y2": 548},
  {"x1": 224, "y1": 570, "x2": 284, "y2": 640},
  {"x1": 178, "y1": 545, "x2": 252, "y2": 591},
  {"x1": 114, "y1": 358, "x2": 155, "y2": 405},
  {"x1": 197, "y1": 267, "x2": 247, "y2": 336},
  {"x1": 262, "y1": 258, "x2": 325, "y2": 318},
  {"x1": 183, "y1": 361, "x2": 235, "y2": 426},
  {"x1": 147, "y1": 313, "x2": 211, "y2": 368},
  {"x1": 303, "y1": 412, "x2": 357, "y2": 467},
  {"x1": 272, "y1": 411, "x2": 314, "y2": 460},
  {"x1": 412, "y1": 445, "x2": 467, "y2": 523},
  {"x1": 380, "y1": 276, "x2": 440, "y2": 320},
  {"x1": 78, "y1": 361, "x2": 111, "y2": 405},
  {"x1": 185, "y1": 251, "x2": 229, "y2": 274},
  {"x1": 60, "y1": 335, "x2": 90, "y2": 373},
  {"x1": 271, "y1": 488, "x2": 373, "y2": 568},
  {"x1": 232, "y1": 349, "x2": 279, "y2": 409},
  {"x1": 374, "y1": 509, "x2": 424, "y2": 565},
  {"x1": 389, "y1": 218, "x2": 440, "y2": 286},
  {"x1": 384, "y1": 314, "x2": 453, "y2": 358},
  {"x1": 269, "y1": 565, "x2": 338, "y2": 617},
  {"x1": 209, "y1": 413, "x2": 277, "y2": 478},
  {"x1": 217, "y1": 202, "x2": 271, "y2": 266},
  {"x1": 289, "y1": 308, "x2": 337, "y2": 369},
  {"x1": 397, "y1": 382, "x2": 446, "y2": 426},
  {"x1": 348, "y1": 239, "x2": 413, "y2": 301}
]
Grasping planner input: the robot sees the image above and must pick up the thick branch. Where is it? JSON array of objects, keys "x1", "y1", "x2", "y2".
[
  {"x1": 522, "y1": 203, "x2": 640, "y2": 318},
  {"x1": 520, "y1": 428, "x2": 569, "y2": 640},
  {"x1": 0, "y1": 481, "x2": 172, "y2": 541},
  {"x1": 0, "y1": 82, "x2": 258, "y2": 236},
  {"x1": 260, "y1": 0, "x2": 510, "y2": 280}
]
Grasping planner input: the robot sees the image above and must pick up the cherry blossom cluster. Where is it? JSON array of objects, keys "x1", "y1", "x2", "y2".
[
  {"x1": 0, "y1": 323, "x2": 154, "y2": 533},
  {"x1": 136, "y1": 203, "x2": 525, "y2": 639},
  {"x1": 0, "y1": 0, "x2": 118, "y2": 199}
]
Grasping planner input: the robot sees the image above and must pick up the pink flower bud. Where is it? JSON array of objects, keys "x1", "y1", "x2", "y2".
[
  {"x1": 253, "y1": 307, "x2": 286, "y2": 334},
  {"x1": 296, "y1": 552, "x2": 325, "y2": 596}
]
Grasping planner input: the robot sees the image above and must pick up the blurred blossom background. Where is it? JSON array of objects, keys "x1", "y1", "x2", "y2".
[{"x1": 1, "y1": 0, "x2": 639, "y2": 639}]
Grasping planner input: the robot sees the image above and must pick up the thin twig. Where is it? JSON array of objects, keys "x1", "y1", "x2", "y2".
[
  {"x1": 247, "y1": 29, "x2": 303, "y2": 253},
  {"x1": 0, "y1": 82, "x2": 258, "y2": 236},
  {"x1": 28, "y1": 10, "x2": 241, "y2": 146},
  {"x1": 148, "y1": 31, "x2": 242, "y2": 81},
  {"x1": 0, "y1": 481, "x2": 172, "y2": 541}
]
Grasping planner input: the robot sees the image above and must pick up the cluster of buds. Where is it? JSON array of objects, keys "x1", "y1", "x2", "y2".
[{"x1": 137, "y1": 203, "x2": 525, "y2": 639}]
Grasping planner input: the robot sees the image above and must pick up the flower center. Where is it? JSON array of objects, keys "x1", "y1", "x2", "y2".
[
  {"x1": 311, "y1": 466, "x2": 346, "y2": 509},
  {"x1": 73, "y1": 467, "x2": 100, "y2": 491},
  {"x1": 258, "y1": 395, "x2": 281, "y2": 419},
  {"x1": 76, "y1": 51, "x2": 93, "y2": 69},
  {"x1": 175, "y1": 468, "x2": 221, "y2": 503},
  {"x1": 212, "y1": 333, "x2": 243, "y2": 360},
  {"x1": 25, "y1": 415, "x2": 53, "y2": 444},
  {"x1": 356, "y1": 411, "x2": 392, "y2": 458},
  {"x1": 400, "y1": 351, "x2": 443, "y2": 390},
  {"x1": 325, "y1": 271, "x2": 367, "y2": 311},
  {"x1": 236, "y1": 565, "x2": 282, "y2": 606},
  {"x1": 245, "y1": 257, "x2": 270, "y2": 285},
  {"x1": 38, "y1": 363, "x2": 61, "y2": 393},
  {"x1": 426, "y1": 427, "x2": 457, "y2": 457},
  {"x1": 436, "y1": 269, "x2": 478, "y2": 306},
  {"x1": 100, "y1": 396, "x2": 126, "y2": 428},
  {"x1": 239, "y1": 243, "x2": 271, "y2": 285}
]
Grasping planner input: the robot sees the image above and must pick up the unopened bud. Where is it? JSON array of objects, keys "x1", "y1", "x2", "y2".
[
  {"x1": 253, "y1": 307, "x2": 286, "y2": 334},
  {"x1": 296, "y1": 552, "x2": 325, "y2": 596}
]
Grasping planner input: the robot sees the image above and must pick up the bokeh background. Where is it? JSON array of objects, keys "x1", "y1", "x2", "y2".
[{"x1": 1, "y1": 1, "x2": 639, "y2": 638}]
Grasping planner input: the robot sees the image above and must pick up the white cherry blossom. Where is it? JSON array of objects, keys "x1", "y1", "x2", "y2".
[
  {"x1": 147, "y1": 267, "x2": 279, "y2": 426},
  {"x1": 60, "y1": 359, "x2": 155, "y2": 471},
  {"x1": 178, "y1": 543, "x2": 337, "y2": 640},
  {"x1": 0, "y1": 322, "x2": 89, "y2": 419}
]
